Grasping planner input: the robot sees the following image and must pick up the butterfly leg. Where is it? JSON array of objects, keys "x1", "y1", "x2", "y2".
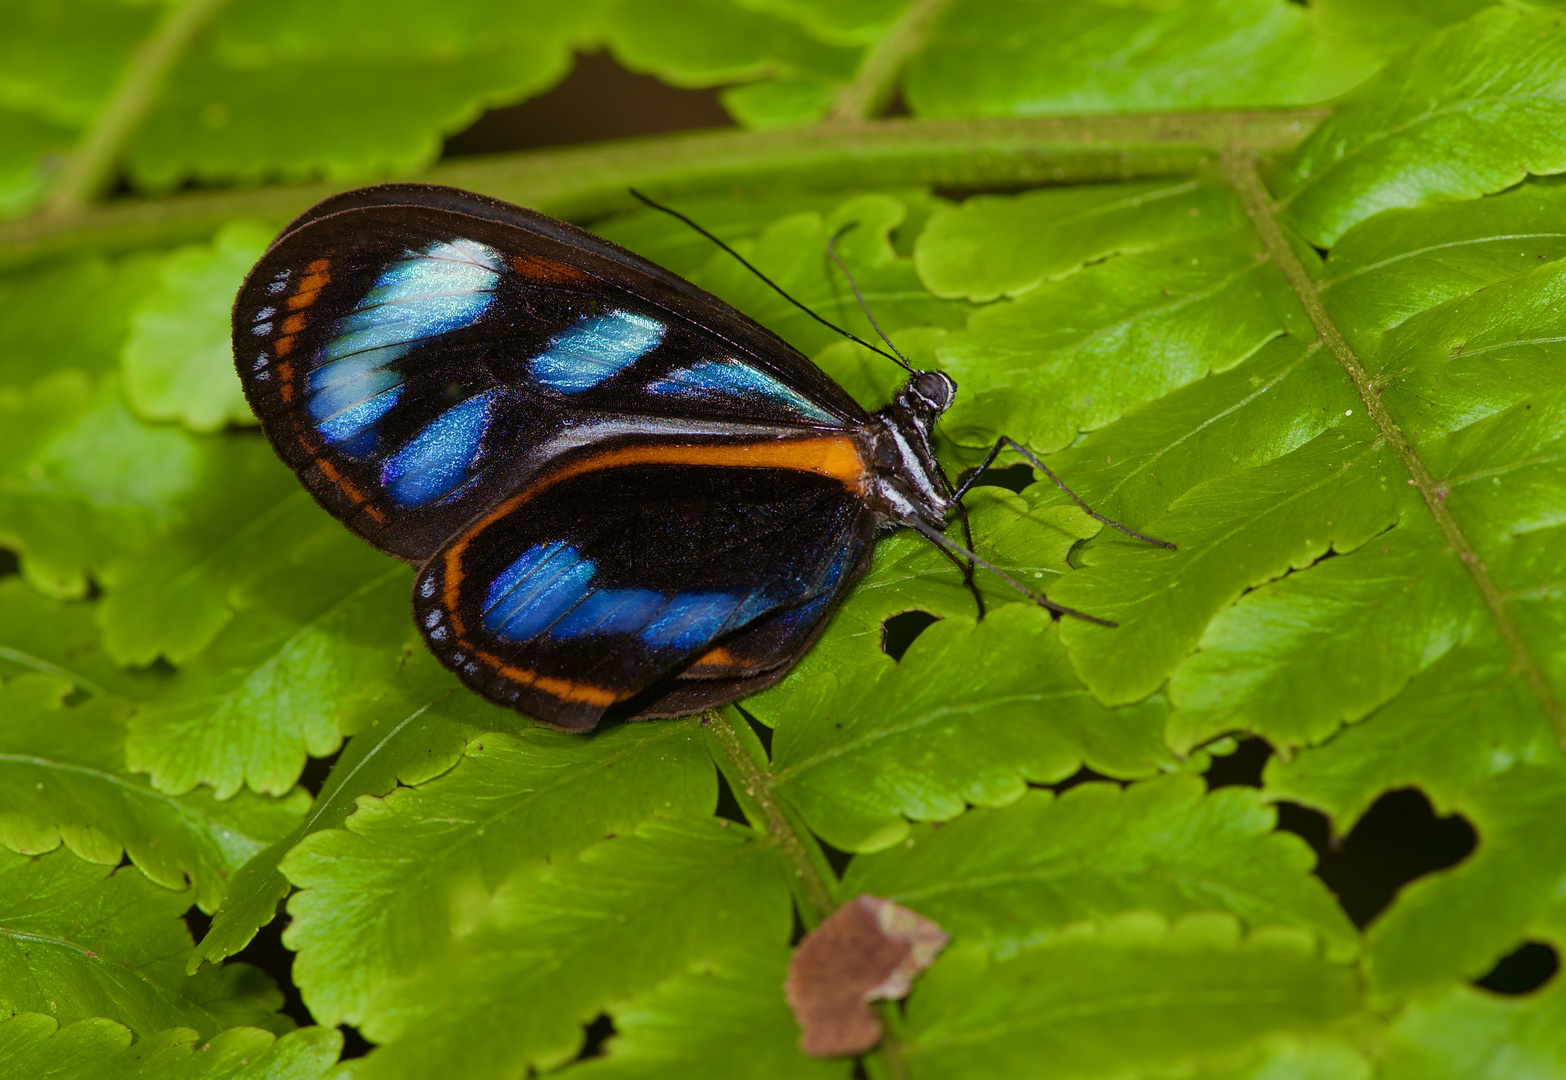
[
  {"x1": 952, "y1": 436, "x2": 1176, "y2": 550},
  {"x1": 934, "y1": 465, "x2": 987, "y2": 620}
]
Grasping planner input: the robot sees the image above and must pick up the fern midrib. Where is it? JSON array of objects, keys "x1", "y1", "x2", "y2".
[
  {"x1": 1, "y1": 110, "x2": 1329, "y2": 270},
  {"x1": 42, "y1": 0, "x2": 233, "y2": 217},
  {"x1": 1220, "y1": 149, "x2": 1566, "y2": 745},
  {"x1": 0, "y1": 648, "x2": 107, "y2": 696},
  {"x1": 703, "y1": 710, "x2": 835, "y2": 921},
  {"x1": 827, "y1": 0, "x2": 954, "y2": 123}
]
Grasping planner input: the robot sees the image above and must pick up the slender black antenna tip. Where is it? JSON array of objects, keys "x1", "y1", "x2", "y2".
[
  {"x1": 627, "y1": 188, "x2": 912, "y2": 373},
  {"x1": 825, "y1": 221, "x2": 915, "y2": 373}
]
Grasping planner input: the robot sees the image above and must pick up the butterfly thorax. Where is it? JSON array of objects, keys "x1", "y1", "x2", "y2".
[{"x1": 863, "y1": 370, "x2": 957, "y2": 528}]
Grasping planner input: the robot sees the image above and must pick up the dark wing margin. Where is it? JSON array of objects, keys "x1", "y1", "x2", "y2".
[
  {"x1": 253, "y1": 183, "x2": 869, "y2": 424},
  {"x1": 412, "y1": 452, "x2": 878, "y2": 731}
]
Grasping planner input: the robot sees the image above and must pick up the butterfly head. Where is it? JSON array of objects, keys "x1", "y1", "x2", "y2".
[{"x1": 896, "y1": 370, "x2": 957, "y2": 421}]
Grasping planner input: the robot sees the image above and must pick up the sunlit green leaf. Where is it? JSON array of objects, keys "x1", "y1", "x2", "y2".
[
  {"x1": 900, "y1": 913, "x2": 1361, "y2": 1079},
  {"x1": 0, "y1": 847, "x2": 287, "y2": 1038},
  {"x1": 122, "y1": 222, "x2": 271, "y2": 432},
  {"x1": 0, "y1": 1014, "x2": 343, "y2": 1080},
  {"x1": 281, "y1": 720, "x2": 715, "y2": 1026}
]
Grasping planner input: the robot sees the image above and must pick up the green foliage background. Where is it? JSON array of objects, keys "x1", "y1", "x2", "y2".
[{"x1": 3, "y1": 0, "x2": 1566, "y2": 1076}]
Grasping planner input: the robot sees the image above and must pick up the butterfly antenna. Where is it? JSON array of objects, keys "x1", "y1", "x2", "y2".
[
  {"x1": 910, "y1": 519, "x2": 1117, "y2": 628},
  {"x1": 827, "y1": 223, "x2": 914, "y2": 372},
  {"x1": 628, "y1": 188, "x2": 910, "y2": 370}
]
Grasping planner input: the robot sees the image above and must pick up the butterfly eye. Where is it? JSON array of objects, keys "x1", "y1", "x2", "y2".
[{"x1": 912, "y1": 371, "x2": 955, "y2": 411}]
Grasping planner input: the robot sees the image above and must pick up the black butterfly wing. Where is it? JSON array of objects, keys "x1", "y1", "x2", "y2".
[
  {"x1": 412, "y1": 444, "x2": 879, "y2": 731},
  {"x1": 233, "y1": 184, "x2": 869, "y2": 563}
]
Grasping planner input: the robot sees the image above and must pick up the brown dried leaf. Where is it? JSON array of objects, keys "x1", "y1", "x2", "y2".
[{"x1": 785, "y1": 894, "x2": 948, "y2": 1057}]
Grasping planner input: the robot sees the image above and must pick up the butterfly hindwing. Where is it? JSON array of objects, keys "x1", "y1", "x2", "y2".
[
  {"x1": 234, "y1": 184, "x2": 868, "y2": 563},
  {"x1": 412, "y1": 442, "x2": 879, "y2": 730}
]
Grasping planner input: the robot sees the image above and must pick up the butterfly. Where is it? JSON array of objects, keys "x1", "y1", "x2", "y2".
[{"x1": 233, "y1": 183, "x2": 1164, "y2": 733}]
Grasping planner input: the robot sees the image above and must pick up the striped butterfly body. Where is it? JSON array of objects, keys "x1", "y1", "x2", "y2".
[{"x1": 234, "y1": 184, "x2": 960, "y2": 732}]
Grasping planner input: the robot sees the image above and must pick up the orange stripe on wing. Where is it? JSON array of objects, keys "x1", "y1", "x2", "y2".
[
  {"x1": 470, "y1": 647, "x2": 626, "y2": 707},
  {"x1": 441, "y1": 435, "x2": 870, "y2": 615},
  {"x1": 688, "y1": 645, "x2": 738, "y2": 670},
  {"x1": 512, "y1": 253, "x2": 592, "y2": 284}
]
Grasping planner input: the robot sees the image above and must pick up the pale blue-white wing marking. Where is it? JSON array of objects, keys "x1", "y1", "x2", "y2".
[
  {"x1": 380, "y1": 390, "x2": 498, "y2": 507},
  {"x1": 308, "y1": 238, "x2": 503, "y2": 448},
  {"x1": 645, "y1": 358, "x2": 838, "y2": 424},
  {"x1": 531, "y1": 309, "x2": 666, "y2": 393}
]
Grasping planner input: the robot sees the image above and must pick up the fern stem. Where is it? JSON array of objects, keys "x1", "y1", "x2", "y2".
[
  {"x1": 2, "y1": 110, "x2": 1327, "y2": 269},
  {"x1": 828, "y1": 0, "x2": 954, "y2": 122},
  {"x1": 1219, "y1": 149, "x2": 1566, "y2": 747},
  {"x1": 42, "y1": 0, "x2": 231, "y2": 217},
  {"x1": 701, "y1": 708, "x2": 837, "y2": 923}
]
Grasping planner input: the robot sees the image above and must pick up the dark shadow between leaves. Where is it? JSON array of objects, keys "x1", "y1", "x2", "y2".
[
  {"x1": 1475, "y1": 941, "x2": 1559, "y2": 995},
  {"x1": 817, "y1": 836, "x2": 855, "y2": 880},
  {"x1": 1037, "y1": 766, "x2": 1117, "y2": 795},
  {"x1": 442, "y1": 52, "x2": 733, "y2": 159},
  {"x1": 203, "y1": 905, "x2": 317, "y2": 1030},
  {"x1": 957, "y1": 461, "x2": 1036, "y2": 495},
  {"x1": 1203, "y1": 737, "x2": 1271, "y2": 789},
  {"x1": 339, "y1": 1026, "x2": 372, "y2": 1060},
  {"x1": 297, "y1": 746, "x2": 343, "y2": 799},
  {"x1": 713, "y1": 766, "x2": 748, "y2": 826},
  {"x1": 738, "y1": 703, "x2": 773, "y2": 757}
]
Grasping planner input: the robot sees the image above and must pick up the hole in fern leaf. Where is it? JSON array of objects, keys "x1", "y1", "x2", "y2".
[
  {"x1": 1475, "y1": 941, "x2": 1559, "y2": 994},
  {"x1": 442, "y1": 52, "x2": 733, "y2": 159},
  {"x1": 882, "y1": 610, "x2": 939, "y2": 661},
  {"x1": 575, "y1": 1013, "x2": 617, "y2": 1061},
  {"x1": 0, "y1": 548, "x2": 16, "y2": 579},
  {"x1": 1276, "y1": 789, "x2": 1477, "y2": 928}
]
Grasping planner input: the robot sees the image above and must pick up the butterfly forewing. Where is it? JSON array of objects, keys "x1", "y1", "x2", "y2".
[{"x1": 234, "y1": 185, "x2": 867, "y2": 563}]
